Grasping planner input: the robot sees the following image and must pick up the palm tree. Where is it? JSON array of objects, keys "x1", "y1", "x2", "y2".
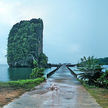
[{"x1": 78, "y1": 56, "x2": 103, "y2": 84}]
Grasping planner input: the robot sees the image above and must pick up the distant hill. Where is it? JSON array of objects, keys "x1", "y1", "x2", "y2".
[
  {"x1": 77, "y1": 56, "x2": 108, "y2": 66},
  {"x1": 97, "y1": 57, "x2": 108, "y2": 65}
]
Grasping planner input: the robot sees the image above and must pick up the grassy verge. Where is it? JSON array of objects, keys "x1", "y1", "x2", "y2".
[
  {"x1": 8, "y1": 77, "x2": 45, "y2": 90},
  {"x1": 82, "y1": 81, "x2": 108, "y2": 108},
  {"x1": 0, "y1": 77, "x2": 45, "y2": 107}
]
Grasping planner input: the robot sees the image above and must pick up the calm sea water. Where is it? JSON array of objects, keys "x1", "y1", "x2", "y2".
[
  {"x1": 102, "y1": 65, "x2": 108, "y2": 72},
  {"x1": 0, "y1": 64, "x2": 56, "y2": 82}
]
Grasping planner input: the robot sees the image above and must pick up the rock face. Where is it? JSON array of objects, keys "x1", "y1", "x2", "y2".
[{"x1": 7, "y1": 18, "x2": 47, "y2": 67}]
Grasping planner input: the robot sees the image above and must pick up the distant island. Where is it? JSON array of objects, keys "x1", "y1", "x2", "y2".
[
  {"x1": 77, "y1": 56, "x2": 108, "y2": 66},
  {"x1": 7, "y1": 18, "x2": 48, "y2": 67},
  {"x1": 97, "y1": 57, "x2": 108, "y2": 65}
]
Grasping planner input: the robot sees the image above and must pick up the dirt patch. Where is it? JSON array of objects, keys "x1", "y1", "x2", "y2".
[{"x1": 0, "y1": 87, "x2": 25, "y2": 107}]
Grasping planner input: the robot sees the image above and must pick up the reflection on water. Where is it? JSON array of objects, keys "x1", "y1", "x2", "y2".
[
  {"x1": 8, "y1": 68, "x2": 32, "y2": 81},
  {"x1": 0, "y1": 64, "x2": 56, "y2": 82}
]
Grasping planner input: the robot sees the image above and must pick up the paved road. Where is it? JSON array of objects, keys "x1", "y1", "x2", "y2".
[{"x1": 4, "y1": 65, "x2": 102, "y2": 108}]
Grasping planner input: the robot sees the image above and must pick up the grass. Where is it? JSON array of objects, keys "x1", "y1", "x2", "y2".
[
  {"x1": 82, "y1": 82, "x2": 108, "y2": 108},
  {"x1": 0, "y1": 77, "x2": 45, "y2": 107},
  {"x1": 8, "y1": 77, "x2": 45, "y2": 90},
  {"x1": 0, "y1": 82, "x2": 10, "y2": 88},
  {"x1": 0, "y1": 77, "x2": 45, "y2": 90}
]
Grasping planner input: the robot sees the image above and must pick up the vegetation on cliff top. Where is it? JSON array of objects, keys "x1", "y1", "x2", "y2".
[{"x1": 7, "y1": 18, "x2": 48, "y2": 67}]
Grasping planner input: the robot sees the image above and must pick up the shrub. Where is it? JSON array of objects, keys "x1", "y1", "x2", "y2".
[
  {"x1": 97, "y1": 70, "x2": 108, "y2": 88},
  {"x1": 78, "y1": 56, "x2": 103, "y2": 84},
  {"x1": 33, "y1": 60, "x2": 38, "y2": 67},
  {"x1": 30, "y1": 67, "x2": 44, "y2": 79}
]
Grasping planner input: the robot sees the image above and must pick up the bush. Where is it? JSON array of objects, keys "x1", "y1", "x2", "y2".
[
  {"x1": 30, "y1": 67, "x2": 44, "y2": 79},
  {"x1": 33, "y1": 60, "x2": 38, "y2": 67},
  {"x1": 97, "y1": 70, "x2": 108, "y2": 88}
]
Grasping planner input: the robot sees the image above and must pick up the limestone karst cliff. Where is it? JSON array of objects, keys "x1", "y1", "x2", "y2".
[{"x1": 7, "y1": 18, "x2": 47, "y2": 67}]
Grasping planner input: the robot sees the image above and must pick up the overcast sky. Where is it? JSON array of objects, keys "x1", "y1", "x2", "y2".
[{"x1": 0, "y1": 0, "x2": 108, "y2": 64}]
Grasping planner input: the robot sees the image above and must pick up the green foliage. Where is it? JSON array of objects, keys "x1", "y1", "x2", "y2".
[
  {"x1": 7, "y1": 18, "x2": 44, "y2": 67},
  {"x1": 8, "y1": 77, "x2": 45, "y2": 89},
  {"x1": 78, "y1": 56, "x2": 103, "y2": 84},
  {"x1": 38, "y1": 53, "x2": 48, "y2": 68},
  {"x1": 97, "y1": 70, "x2": 108, "y2": 88},
  {"x1": 78, "y1": 56, "x2": 102, "y2": 72},
  {"x1": 0, "y1": 82, "x2": 10, "y2": 88},
  {"x1": 79, "y1": 56, "x2": 108, "y2": 88},
  {"x1": 79, "y1": 79, "x2": 97, "y2": 89},
  {"x1": 33, "y1": 60, "x2": 38, "y2": 67},
  {"x1": 30, "y1": 67, "x2": 45, "y2": 79}
]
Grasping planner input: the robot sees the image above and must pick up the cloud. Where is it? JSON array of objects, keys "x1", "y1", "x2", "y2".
[
  {"x1": 0, "y1": 0, "x2": 108, "y2": 64},
  {"x1": 0, "y1": 1, "x2": 20, "y2": 25},
  {"x1": 0, "y1": 0, "x2": 50, "y2": 64},
  {"x1": 0, "y1": 48, "x2": 7, "y2": 64},
  {"x1": 0, "y1": 0, "x2": 49, "y2": 25}
]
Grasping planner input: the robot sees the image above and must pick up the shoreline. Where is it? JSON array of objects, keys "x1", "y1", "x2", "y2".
[
  {"x1": 0, "y1": 67, "x2": 59, "y2": 107},
  {"x1": 0, "y1": 77, "x2": 45, "y2": 107},
  {"x1": 0, "y1": 86, "x2": 25, "y2": 108}
]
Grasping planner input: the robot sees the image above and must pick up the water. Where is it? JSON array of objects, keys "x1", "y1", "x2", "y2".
[
  {"x1": 0, "y1": 64, "x2": 56, "y2": 82},
  {"x1": 69, "y1": 65, "x2": 108, "y2": 74},
  {"x1": 102, "y1": 65, "x2": 108, "y2": 72},
  {"x1": 69, "y1": 66, "x2": 83, "y2": 75}
]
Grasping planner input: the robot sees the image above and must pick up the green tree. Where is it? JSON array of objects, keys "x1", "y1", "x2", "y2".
[
  {"x1": 78, "y1": 56, "x2": 103, "y2": 84},
  {"x1": 30, "y1": 68, "x2": 44, "y2": 79},
  {"x1": 97, "y1": 70, "x2": 108, "y2": 88}
]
